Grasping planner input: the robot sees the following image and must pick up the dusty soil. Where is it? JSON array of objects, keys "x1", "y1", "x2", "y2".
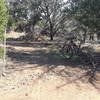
[{"x1": 0, "y1": 32, "x2": 100, "y2": 100}]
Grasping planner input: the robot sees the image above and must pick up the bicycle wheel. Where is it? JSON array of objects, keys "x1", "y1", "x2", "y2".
[{"x1": 61, "y1": 44, "x2": 73, "y2": 59}]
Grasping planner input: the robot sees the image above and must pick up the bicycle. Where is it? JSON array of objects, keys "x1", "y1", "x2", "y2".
[{"x1": 60, "y1": 37, "x2": 80, "y2": 59}]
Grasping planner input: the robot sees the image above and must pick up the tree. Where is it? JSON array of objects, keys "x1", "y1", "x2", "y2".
[
  {"x1": 6, "y1": 14, "x2": 16, "y2": 32},
  {"x1": 66, "y1": 0, "x2": 100, "y2": 40},
  {"x1": 7, "y1": 0, "x2": 67, "y2": 41},
  {"x1": 7, "y1": 0, "x2": 41, "y2": 40},
  {"x1": 0, "y1": 0, "x2": 8, "y2": 41},
  {"x1": 39, "y1": 0, "x2": 66, "y2": 40}
]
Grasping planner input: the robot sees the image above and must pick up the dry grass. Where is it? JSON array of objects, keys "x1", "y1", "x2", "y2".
[{"x1": 6, "y1": 31, "x2": 25, "y2": 39}]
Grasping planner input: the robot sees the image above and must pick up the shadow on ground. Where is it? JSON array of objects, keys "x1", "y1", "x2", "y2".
[{"x1": 6, "y1": 40, "x2": 100, "y2": 90}]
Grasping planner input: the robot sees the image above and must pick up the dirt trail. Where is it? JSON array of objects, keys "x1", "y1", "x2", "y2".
[{"x1": 0, "y1": 39, "x2": 100, "y2": 100}]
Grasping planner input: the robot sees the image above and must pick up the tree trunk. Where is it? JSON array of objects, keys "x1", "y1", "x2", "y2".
[
  {"x1": 89, "y1": 33, "x2": 94, "y2": 41},
  {"x1": 83, "y1": 31, "x2": 87, "y2": 43},
  {"x1": 49, "y1": 23, "x2": 54, "y2": 41},
  {"x1": 97, "y1": 33, "x2": 100, "y2": 40},
  {"x1": 50, "y1": 34, "x2": 53, "y2": 41}
]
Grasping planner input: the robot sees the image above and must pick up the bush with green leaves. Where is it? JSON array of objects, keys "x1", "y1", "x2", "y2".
[
  {"x1": 0, "y1": 0, "x2": 8, "y2": 42},
  {"x1": 7, "y1": 15, "x2": 16, "y2": 32},
  {"x1": 0, "y1": 47, "x2": 4, "y2": 58},
  {"x1": 66, "y1": 0, "x2": 100, "y2": 37}
]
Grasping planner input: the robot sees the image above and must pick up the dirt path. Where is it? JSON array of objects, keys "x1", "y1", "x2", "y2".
[{"x1": 0, "y1": 39, "x2": 100, "y2": 100}]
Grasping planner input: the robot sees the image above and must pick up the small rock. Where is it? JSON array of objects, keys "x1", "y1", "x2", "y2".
[
  {"x1": 25, "y1": 93, "x2": 28, "y2": 96},
  {"x1": 2, "y1": 73, "x2": 6, "y2": 77}
]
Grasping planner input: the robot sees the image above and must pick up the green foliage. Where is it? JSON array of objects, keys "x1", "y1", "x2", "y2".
[
  {"x1": 0, "y1": 0, "x2": 8, "y2": 33},
  {"x1": 7, "y1": 15, "x2": 16, "y2": 31},
  {"x1": 0, "y1": 48, "x2": 4, "y2": 58},
  {"x1": 8, "y1": 0, "x2": 41, "y2": 34},
  {"x1": 36, "y1": 21, "x2": 45, "y2": 27},
  {"x1": 69, "y1": 56, "x2": 80, "y2": 62},
  {"x1": 9, "y1": 2, "x2": 28, "y2": 20},
  {"x1": 0, "y1": 34, "x2": 4, "y2": 41},
  {"x1": 67, "y1": 0, "x2": 100, "y2": 32},
  {"x1": 0, "y1": 0, "x2": 8, "y2": 42}
]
